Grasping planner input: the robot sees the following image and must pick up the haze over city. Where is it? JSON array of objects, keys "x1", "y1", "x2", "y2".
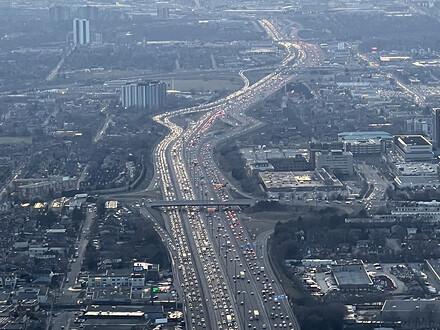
[{"x1": 1, "y1": 0, "x2": 440, "y2": 329}]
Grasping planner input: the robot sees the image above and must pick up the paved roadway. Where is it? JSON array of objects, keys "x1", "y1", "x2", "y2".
[
  {"x1": 48, "y1": 206, "x2": 96, "y2": 330},
  {"x1": 147, "y1": 17, "x2": 319, "y2": 330},
  {"x1": 186, "y1": 98, "x2": 300, "y2": 329},
  {"x1": 357, "y1": 163, "x2": 391, "y2": 213}
]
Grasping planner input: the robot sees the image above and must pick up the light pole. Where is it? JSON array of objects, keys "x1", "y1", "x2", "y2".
[
  {"x1": 211, "y1": 214, "x2": 214, "y2": 237},
  {"x1": 231, "y1": 257, "x2": 239, "y2": 282},
  {"x1": 242, "y1": 291, "x2": 246, "y2": 329}
]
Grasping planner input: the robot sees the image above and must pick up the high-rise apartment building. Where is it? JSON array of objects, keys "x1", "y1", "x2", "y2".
[
  {"x1": 157, "y1": 7, "x2": 170, "y2": 20},
  {"x1": 121, "y1": 81, "x2": 167, "y2": 110},
  {"x1": 432, "y1": 108, "x2": 440, "y2": 148},
  {"x1": 78, "y1": 5, "x2": 99, "y2": 20},
  {"x1": 73, "y1": 18, "x2": 90, "y2": 45},
  {"x1": 49, "y1": 6, "x2": 71, "y2": 22}
]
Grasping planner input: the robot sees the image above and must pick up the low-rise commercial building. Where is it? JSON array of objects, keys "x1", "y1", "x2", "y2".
[
  {"x1": 332, "y1": 261, "x2": 373, "y2": 292},
  {"x1": 88, "y1": 273, "x2": 145, "y2": 288},
  {"x1": 241, "y1": 147, "x2": 311, "y2": 175},
  {"x1": 343, "y1": 139, "x2": 383, "y2": 155},
  {"x1": 338, "y1": 131, "x2": 392, "y2": 142},
  {"x1": 381, "y1": 299, "x2": 440, "y2": 323},
  {"x1": 392, "y1": 135, "x2": 433, "y2": 162},
  {"x1": 259, "y1": 169, "x2": 343, "y2": 192},
  {"x1": 392, "y1": 162, "x2": 439, "y2": 188}
]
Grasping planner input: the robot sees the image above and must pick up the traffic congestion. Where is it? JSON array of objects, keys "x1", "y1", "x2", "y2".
[{"x1": 150, "y1": 18, "x2": 310, "y2": 329}]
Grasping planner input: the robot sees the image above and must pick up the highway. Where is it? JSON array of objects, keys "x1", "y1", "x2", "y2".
[
  {"x1": 188, "y1": 130, "x2": 300, "y2": 329},
  {"x1": 357, "y1": 163, "x2": 391, "y2": 213},
  {"x1": 149, "y1": 18, "x2": 314, "y2": 329}
]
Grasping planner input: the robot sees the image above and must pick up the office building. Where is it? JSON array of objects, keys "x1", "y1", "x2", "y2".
[
  {"x1": 267, "y1": 154, "x2": 312, "y2": 171},
  {"x1": 121, "y1": 81, "x2": 167, "y2": 110},
  {"x1": 432, "y1": 108, "x2": 440, "y2": 148},
  {"x1": 343, "y1": 140, "x2": 383, "y2": 155},
  {"x1": 392, "y1": 135, "x2": 433, "y2": 162},
  {"x1": 308, "y1": 141, "x2": 344, "y2": 167},
  {"x1": 315, "y1": 150, "x2": 354, "y2": 175},
  {"x1": 73, "y1": 18, "x2": 90, "y2": 46}
]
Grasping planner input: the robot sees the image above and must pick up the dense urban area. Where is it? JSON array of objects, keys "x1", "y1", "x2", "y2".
[{"x1": 1, "y1": 0, "x2": 440, "y2": 329}]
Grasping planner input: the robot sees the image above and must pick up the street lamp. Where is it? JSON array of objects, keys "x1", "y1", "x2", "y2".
[
  {"x1": 231, "y1": 257, "x2": 239, "y2": 278},
  {"x1": 242, "y1": 291, "x2": 246, "y2": 329}
]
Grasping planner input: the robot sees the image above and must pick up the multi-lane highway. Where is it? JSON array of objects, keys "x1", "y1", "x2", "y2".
[
  {"x1": 357, "y1": 163, "x2": 391, "y2": 213},
  {"x1": 150, "y1": 18, "x2": 313, "y2": 329}
]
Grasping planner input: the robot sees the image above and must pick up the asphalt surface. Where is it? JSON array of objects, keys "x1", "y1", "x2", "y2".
[
  {"x1": 357, "y1": 163, "x2": 391, "y2": 213},
  {"x1": 144, "y1": 17, "x2": 322, "y2": 330}
]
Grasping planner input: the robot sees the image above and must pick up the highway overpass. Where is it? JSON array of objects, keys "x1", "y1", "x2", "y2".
[{"x1": 149, "y1": 199, "x2": 255, "y2": 208}]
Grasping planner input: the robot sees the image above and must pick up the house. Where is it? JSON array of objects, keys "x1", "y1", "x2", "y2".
[
  {"x1": 35, "y1": 250, "x2": 58, "y2": 260},
  {"x1": 12, "y1": 288, "x2": 48, "y2": 304},
  {"x1": 32, "y1": 269, "x2": 54, "y2": 284},
  {"x1": 0, "y1": 274, "x2": 18, "y2": 289}
]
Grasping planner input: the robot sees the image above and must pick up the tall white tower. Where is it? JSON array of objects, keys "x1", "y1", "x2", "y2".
[{"x1": 73, "y1": 18, "x2": 90, "y2": 45}]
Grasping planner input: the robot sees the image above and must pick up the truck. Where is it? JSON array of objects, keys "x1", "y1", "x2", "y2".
[
  {"x1": 240, "y1": 271, "x2": 245, "y2": 279},
  {"x1": 226, "y1": 314, "x2": 232, "y2": 324},
  {"x1": 253, "y1": 310, "x2": 259, "y2": 320}
]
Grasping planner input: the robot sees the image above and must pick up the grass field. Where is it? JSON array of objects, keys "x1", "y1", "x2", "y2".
[
  {"x1": 0, "y1": 136, "x2": 32, "y2": 144},
  {"x1": 242, "y1": 212, "x2": 291, "y2": 235}
]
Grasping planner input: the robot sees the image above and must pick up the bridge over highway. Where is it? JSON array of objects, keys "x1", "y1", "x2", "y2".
[{"x1": 149, "y1": 199, "x2": 255, "y2": 208}]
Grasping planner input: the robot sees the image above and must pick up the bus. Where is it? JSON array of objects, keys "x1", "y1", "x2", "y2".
[
  {"x1": 226, "y1": 314, "x2": 232, "y2": 324},
  {"x1": 240, "y1": 271, "x2": 245, "y2": 279},
  {"x1": 253, "y1": 310, "x2": 259, "y2": 320}
]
